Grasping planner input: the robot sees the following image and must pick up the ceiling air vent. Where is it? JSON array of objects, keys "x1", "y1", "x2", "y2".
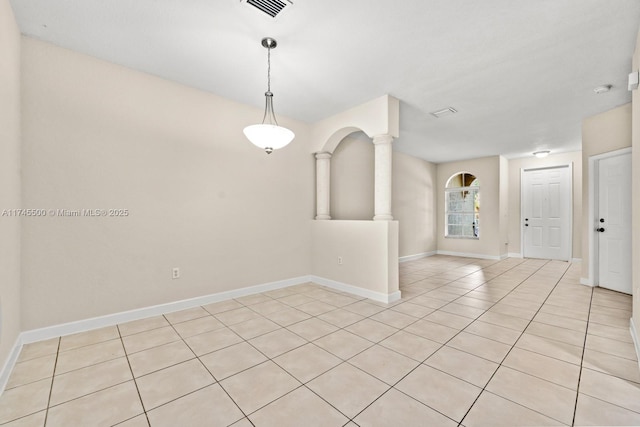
[
  {"x1": 430, "y1": 107, "x2": 458, "y2": 118},
  {"x1": 241, "y1": 0, "x2": 293, "y2": 18}
]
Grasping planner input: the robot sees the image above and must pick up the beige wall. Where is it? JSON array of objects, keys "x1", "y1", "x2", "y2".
[
  {"x1": 331, "y1": 135, "x2": 374, "y2": 220},
  {"x1": 499, "y1": 156, "x2": 509, "y2": 256},
  {"x1": 507, "y1": 151, "x2": 582, "y2": 259},
  {"x1": 310, "y1": 220, "x2": 398, "y2": 296},
  {"x1": 632, "y1": 28, "x2": 640, "y2": 350},
  {"x1": 0, "y1": 0, "x2": 22, "y2": 371},
  {"x1": 393, "y1": 151, "x2": 437, "y2": 258},
  {"x1": 20, "y1": 37, "x2": 314, "y2": 330},
  {"x1": 581, "y1": 104, "x2": 632, "y2": 282},
  {"x1": 437, "y1": 156, "x2": 507, "y2": 258}
]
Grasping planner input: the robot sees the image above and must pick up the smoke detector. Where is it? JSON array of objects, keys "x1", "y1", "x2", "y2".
[
  {"x1": 593, "y1": 85, "x2": 612, "y2": 94},
  {"x1": 241, "y1": 0, "x2": 293, "y2": 18}
]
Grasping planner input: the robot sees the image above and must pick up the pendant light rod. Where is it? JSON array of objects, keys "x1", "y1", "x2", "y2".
[
  {"x1": 262, "y1": 37, "x2": 277, "y2": 94},
  {"x1": 261, "y1": 37, "x2": 278, "y2": 126}
]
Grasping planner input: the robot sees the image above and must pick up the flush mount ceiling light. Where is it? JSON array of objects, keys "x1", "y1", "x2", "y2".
[
  {"x1": 243, "y1": 37, "x2": 295, "y2": 154},
  {"x1": 430, "y1": 107, "x2": 458, "y2": 118},
  {"x1": 593, "y1": 84, "x2": 612, "y2": 94},
  {"x1": 533, "y1": 150, "x2": 550, "y2": 158}
]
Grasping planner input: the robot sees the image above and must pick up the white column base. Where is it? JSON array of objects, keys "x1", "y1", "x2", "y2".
[{"x1": 373, "y1": 214, "x2": 394, "y2": 221}]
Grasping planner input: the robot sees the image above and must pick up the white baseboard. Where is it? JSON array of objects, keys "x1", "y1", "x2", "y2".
[
  {"x1": 399, "y1": 251, "x2": 436, "y2": 263},
  {"x1": 1, "y1": 273, "x2": 402, "y2": 394},
  {"x1": 506, "y1": 254, "x2": 581, "y2": 263},
  {"x1": 436, "y1": 250, "x2": 503, "y2": 261},
  {"x1": 310, "y1": 275, "x2": 401, "y2": 304},
  {"x1": 0, "y1": 336, "x2": 24, "y2": 397},
  {"x1": 580, "y1": 277, "x2": 595, "y2": 287},
  {"x1": 20, "y1": 275, "x2": 313, "y2": 345},
  {"x1": 1, "y1": 275, "x2": 312, "y2": 395},
  {"x1": 631, "y1": 318, "x2": 640, "y2": 372}
]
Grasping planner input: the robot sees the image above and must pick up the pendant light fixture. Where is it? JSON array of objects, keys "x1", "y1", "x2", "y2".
[{"x1": 243, "y1": 37, "x2": 295, "y2": 154}]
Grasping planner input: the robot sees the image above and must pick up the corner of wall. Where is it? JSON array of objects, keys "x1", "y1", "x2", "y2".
[
  {"x1": 631, "y1": 318, "x2": 640, "y2": 371},
  {"x1": 631, "y1": 24, "x2": 640, "y2": 356},
  {"x1": 0, "y1": 0, "x2": 23, "y2": 384}
]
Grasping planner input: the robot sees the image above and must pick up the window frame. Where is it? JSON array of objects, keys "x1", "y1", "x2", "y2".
[{"x1": 445, "y1": 173, "x2": 480, "y2": 239}]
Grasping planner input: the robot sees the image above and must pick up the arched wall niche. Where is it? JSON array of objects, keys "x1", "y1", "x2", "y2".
[
  {"x1": 331, "y1": 131, "x2": 374, "y2": 220},
  {"x1": 321, "y1": 126, "x2": 370, "y2": 154},
  {"x1": 310, "y1": 95, "x2": 398, "y2": 154},
  {"x1": 312, "y1": 95, "x2": 398, "y2": 221}
]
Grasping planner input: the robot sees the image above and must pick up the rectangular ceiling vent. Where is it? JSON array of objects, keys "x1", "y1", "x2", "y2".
[
  {"x1": 241, "y1": 0, "x2": 293, "y2": 18},
  {"x1": 430, "y1": 107, "x2": 458, "y2": 118}
]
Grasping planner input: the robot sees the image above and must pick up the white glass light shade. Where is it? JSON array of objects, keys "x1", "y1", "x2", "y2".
[{"x1": 243, "y1": 124, "x2": 295, "y2": 154}]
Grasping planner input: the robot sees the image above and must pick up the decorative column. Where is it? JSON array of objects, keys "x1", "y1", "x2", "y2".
[
  {"x1": 373, "y1": 134, "x2": 394, "y2": 221},
  {"x1": 315, "y1": 152, "x2": 332, "y2": 220}
]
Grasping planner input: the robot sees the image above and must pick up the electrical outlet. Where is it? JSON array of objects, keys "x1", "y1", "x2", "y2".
[
  {"x1": 337, "y1": 257, "x2": 343, "y2": 265},
  {"x1": 172, "y1": 267, "x2": 180, "y2": 279}
]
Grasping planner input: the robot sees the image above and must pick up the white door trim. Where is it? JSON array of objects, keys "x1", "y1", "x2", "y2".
[
  {"x1": 587, "y1": 147, "x2": 632, "y2": 287},
  {"x1": 520, "y1": 163, "x2": 573, "y2": 261}
]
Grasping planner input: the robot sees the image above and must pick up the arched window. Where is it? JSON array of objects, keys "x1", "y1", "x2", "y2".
[{"x1": 445, "y1": 172, "x2": 479, "y2": 238}]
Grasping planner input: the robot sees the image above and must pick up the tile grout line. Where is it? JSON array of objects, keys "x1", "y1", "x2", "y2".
[
  {"x1": 117, "y1": 324, "x2": 152, "y2": 427},
  {"x1": 204, "y1": 318, "x2": 342, "y2": 422},
  {"x1": 164, "y1": 313, "x2": 256, "y2": 426},
  {"x1": 456, "y1": 260, "x2": 577, "y2": 426},
  {"x1": 118, "y1": 310, "x2": 258, "y2": 425},
  {"x1": 175, "y1": 296, "x2": 358, "y2": 424},
  {"x1": 214, "y1": 293, "x2": 372, "y2": 423},
  {"x1": 183, "y1": 279, "x2": 454, "y2": 423},
  {"x1": 42, "y1": 337, "x2": 61, "y2": 427},
  {"x1": 347, "y1": 259, "x2": 535, "y2": 423},
  {"x1": 347, "y1": 258, "x2": 553, "y2": 425},
  {"x1": 449, "y1": 262, "x2": 575, "y2": 424},
  {"x1": 571, "y1": 287, "x2": 594, "y2": 427}
]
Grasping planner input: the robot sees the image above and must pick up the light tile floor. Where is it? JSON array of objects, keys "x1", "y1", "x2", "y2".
[{"x1": 1, "y1": 256, "x2": 639, "y2": 426}]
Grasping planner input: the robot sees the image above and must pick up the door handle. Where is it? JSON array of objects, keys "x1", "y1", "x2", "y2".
[{"x1": 596, "y1": 227, "x2": 605, "y2": 232}]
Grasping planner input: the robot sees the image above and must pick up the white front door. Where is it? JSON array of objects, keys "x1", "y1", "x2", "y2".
[
  {"x1": 597, "y1": 152, "x2": 632, "y2": 294},
  {"x1": 522, "y1": 165, "x2": 572, "y2": 261}
]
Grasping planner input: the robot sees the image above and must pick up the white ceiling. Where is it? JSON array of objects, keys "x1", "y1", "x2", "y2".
[{"x1": 10, "y1": 0, "x2": 640, "y2": 163}]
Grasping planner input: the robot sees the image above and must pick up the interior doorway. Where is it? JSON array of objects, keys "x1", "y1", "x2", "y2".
[
  {"x1": 521, "y1": 165, "x2": 572, "y2": 261},
  {"x1": 593, "y1": 150, "x2": 632, "y2": 294}
]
